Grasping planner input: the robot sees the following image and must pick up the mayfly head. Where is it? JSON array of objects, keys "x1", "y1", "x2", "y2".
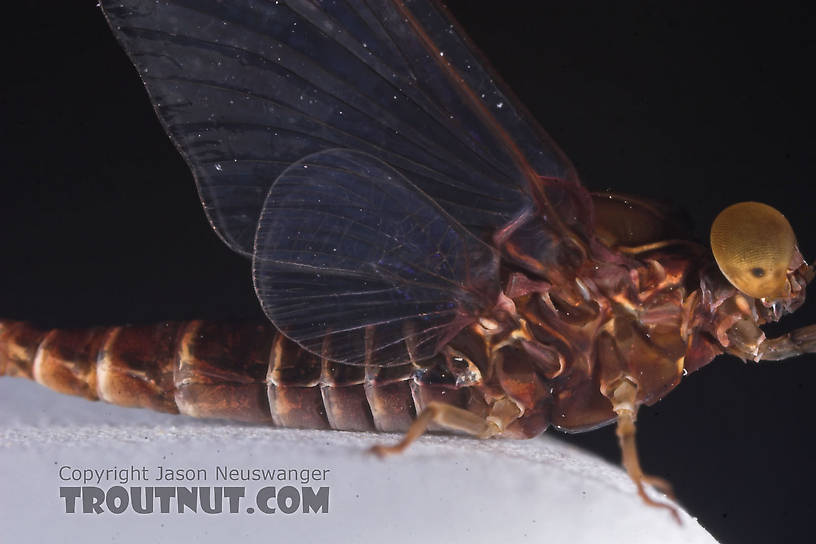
[{"x1": 710, "y1": 201, "x2": 811, "y2": 319}]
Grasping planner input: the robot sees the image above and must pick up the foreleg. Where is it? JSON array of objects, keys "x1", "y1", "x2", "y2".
[{"x1": 757, "y1": 324, "x2": 816, "y2": 361}]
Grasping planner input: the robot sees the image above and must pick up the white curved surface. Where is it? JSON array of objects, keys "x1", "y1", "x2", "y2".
[{"x1": 0, "y1": 379, "x2": 717, "y2": 544}]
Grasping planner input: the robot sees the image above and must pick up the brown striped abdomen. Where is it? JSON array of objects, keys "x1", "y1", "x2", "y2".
[{"x1": 0, "y1": 319, "x2": 487, "y2": 432}]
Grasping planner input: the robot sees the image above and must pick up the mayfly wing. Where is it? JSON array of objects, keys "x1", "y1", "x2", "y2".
[
  {"x1": 100, "y1": 0, "x2": 581, "y2": 255},
  {"x1": 253, "y1": 148, "x2": 500, "y2": 366}
]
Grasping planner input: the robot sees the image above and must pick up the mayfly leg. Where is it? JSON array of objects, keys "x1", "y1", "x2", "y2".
[
  {"x1": 608, "y1": 379, "x2": 682, "y2": 524},
  {"x1": 756, "y1": 323, "x2": 816, "y2": 361},
  {"x1": 370, "y1": 402, "x2": 499, "y2": 456},
  {"x1": 370, "y1": 398, "x2": 522, "y2": 456}
]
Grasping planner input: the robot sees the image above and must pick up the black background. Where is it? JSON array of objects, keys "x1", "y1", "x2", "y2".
[{"x1": 1, "y1": 2, "x2": 814, "y2": 542}]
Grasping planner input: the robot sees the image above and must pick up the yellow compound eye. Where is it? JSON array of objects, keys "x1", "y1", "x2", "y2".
[{"x1": 710, "y1": 202, "x2": 795, "y2": 299}]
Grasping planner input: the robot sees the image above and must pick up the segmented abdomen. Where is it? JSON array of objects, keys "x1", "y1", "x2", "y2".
[{"x1": 0, "y1": 320, "x2": 477, "y2": 432}]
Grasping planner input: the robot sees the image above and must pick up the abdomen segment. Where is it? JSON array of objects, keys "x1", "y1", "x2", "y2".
[{"x1": 0, "y1": 320, "x2": 485, "y2": 432}]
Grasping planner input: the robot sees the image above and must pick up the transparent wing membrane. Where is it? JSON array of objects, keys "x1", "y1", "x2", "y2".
[
  {"x1": 252, "y1": 149, "x2": 500, "y2": 366},
  {"x1": 101, "y1": 0, "x2": 577, "y2": 254}
]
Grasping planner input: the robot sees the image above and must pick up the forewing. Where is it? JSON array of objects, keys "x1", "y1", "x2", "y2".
[
  {"x1": 101, "y1": 0, "x2": 578, "y2": 254},
  {"x1": 252, "y1": 149, "x2": 500, "y2": 366}
]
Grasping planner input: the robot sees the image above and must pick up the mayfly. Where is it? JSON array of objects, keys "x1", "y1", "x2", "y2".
[{"x1": 1, "y1": 0, "x2": 814, "y2": 521}]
